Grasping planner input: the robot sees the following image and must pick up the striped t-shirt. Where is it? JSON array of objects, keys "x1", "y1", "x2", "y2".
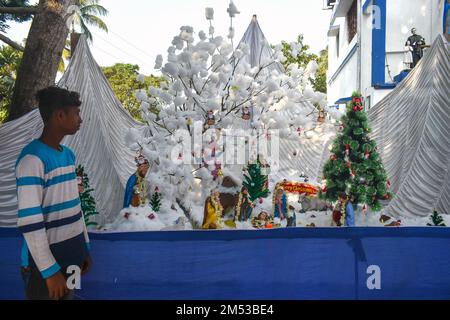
[{"x1": 16, "y1": 139, "x2": 90, "y2": 279}]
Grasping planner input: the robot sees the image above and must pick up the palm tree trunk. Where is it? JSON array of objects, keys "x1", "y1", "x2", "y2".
[{"x1": 7, "y1": 0, "x2": 79, "y2": 121}]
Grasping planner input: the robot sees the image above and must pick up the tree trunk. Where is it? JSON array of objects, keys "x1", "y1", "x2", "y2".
[{"x1": 7, "y1": 0, "x2": 79, "y2": 121}]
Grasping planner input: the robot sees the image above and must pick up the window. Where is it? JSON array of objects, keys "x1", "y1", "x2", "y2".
[
  {"x1": 365, "y1": 96, "x2": 371, "y2": 110},
  {"x1": 347, "y1": 0, "x2": 357, "y2": 43},
  {"x1": 336, "y1": 32, "x2": 340, "y2": 58}
]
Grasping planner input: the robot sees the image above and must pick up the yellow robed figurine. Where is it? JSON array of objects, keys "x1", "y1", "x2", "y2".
[{"x1": 202, "y1": 189, "x2": 223, "y2": 229}]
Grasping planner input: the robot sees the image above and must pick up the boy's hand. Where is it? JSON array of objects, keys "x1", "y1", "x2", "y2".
[
  {"x1": 81, "y1": 255, "x2": 92, "y2": 275},
  {"x1": 46, "y1": 271, "x2": 68, "y2": 300}
]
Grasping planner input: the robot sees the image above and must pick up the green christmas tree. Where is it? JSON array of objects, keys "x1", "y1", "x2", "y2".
[
  {"x1": 319, "y1": 92, "x2": 393, "y2": 211},
  {"x1": 76, "y1": 165, "x2": 99, "y2": 228},
  {"x1": 243, "y1": 158, "x2": 269, "y2": 202},
  {"x1": 427, "y1": 210, "x2": 446, "y2": 226},
  {"x1": 150, "y1": 186, "x2": 162, "y2": 212}
]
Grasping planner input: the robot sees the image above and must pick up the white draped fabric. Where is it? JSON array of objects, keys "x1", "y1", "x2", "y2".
[{"x1": 368, "y1": 35, "x2": 450, "y2": 217}]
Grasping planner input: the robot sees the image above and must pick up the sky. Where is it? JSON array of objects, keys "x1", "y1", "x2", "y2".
[{"x1": 6, "y1": 0, "x2": 332, "y2": 75}]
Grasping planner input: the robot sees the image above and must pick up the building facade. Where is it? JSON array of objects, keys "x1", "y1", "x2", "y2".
[{"x1": 326, "y1": 0, "x2": 449, "y2": 109}]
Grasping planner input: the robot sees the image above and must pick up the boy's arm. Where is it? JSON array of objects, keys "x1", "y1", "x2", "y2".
[{"x1": 16, "y1": 155, "x2": 60, "y2": 278}]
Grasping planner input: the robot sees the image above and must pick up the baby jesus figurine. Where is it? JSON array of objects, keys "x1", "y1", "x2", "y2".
[{"x1": 252, "y1": 211, "x2": 273, "y2": 229}]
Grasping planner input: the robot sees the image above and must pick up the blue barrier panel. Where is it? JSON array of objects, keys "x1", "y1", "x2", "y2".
[{"x1": 1, "y1": 227, "x2": 450, "y2": 300}]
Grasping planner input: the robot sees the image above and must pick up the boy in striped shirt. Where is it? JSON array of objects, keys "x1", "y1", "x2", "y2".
[{"x1": 16, "y1": 86, "x2": 92, "y2": 300}]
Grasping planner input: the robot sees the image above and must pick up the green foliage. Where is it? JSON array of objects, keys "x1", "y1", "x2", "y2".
[
  {"x1": 76, "y1": 165, "x2": 99, "y2": 227},
  {"x1": 150, "y1": 189, "x2": 161, "y2": 212},
  {"x1": 0, "y1": 45, "x2": 22, "y2": 124},
  {"x1": 101, "y1": 63, "x2": 163, "y2": 121},
  {"x1": 313, "y1": 48, "x2": 328, "y2": 94},
  {"x1": 319, "y1": 92, "x2": 393, "y2": 211},
  {"x1": 243, "y1": 158, "x2": 269, "y2": 202},
  {"x1": 71, "y1": 0, "x2": 109, "y2": 43},
  {"x1": 280, "y1": 34, "x2": 328, "y2": 93},
  {"x1": 427, "y1": 210, "x2": 446, "y2": 227},
  {"x1": 0, "y1": 0, "x2": 33, "y2": 33}
]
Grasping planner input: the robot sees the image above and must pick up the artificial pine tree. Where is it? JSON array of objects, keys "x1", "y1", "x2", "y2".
[
  {"x1": 427, "y1": 210, "x2": 446, "y2": 226},
  {"x1": 76, "y1": 165, "x2": 99, "y2": 227},
  {"x1": 150, "y1": 186, "x2": 162, "y2": 212},
  {"x1": 243, "y1": 159, "x2": 269, "y2": 202},
  {"x1": 319, "y1": 92, "x2": 393, "y2": 211}
]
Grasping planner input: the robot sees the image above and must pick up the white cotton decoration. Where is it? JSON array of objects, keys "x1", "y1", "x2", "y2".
[
  {"x1": 227, "y1": 0, "x2": 240, "y2": 18},
  {"x1": 205, "y1": 7, "x2": 214, "y2": 20},
  {"x1": 319, "y1": 99, "x2": 328, "y2": 108},
  {"x1": 180, "y1": 26, "x2": 194, "y2": 34},
  {"x1": 220, "y1": 42, "x2": 233, "y2": 56},
  {"x1": 154, "y1": 55, "x2": 163, "y2": 69},
  {"x1": 198, "y1": 30, "x2": 207, "y2": 41},
  {"x1": 145, "y1": 112, "x2": 157, "y2": 122},
  {"x1": 179, "y1": 51, "x2": 191, "y2": 63},
  {"x1": 304, "y1": 131, "x2": 314, "y2": 139},
  {"x1": 280, "y1": 128, "x2": 291, "y2": 138},
  {"x1": 135, "y1": 89, "x2": 148, "y2": 101},
  {"x1": 141, "y1": 101, "x2": 150, "y2": 112},
  {"x1": 209, "y1": 73, "x2": 219, "y2": 84},
  {"x1": 180, "y1": 30, "x2": 193, "y2": 42},
  {"x1": 303, "y1": 86, "x2": 315, "y2": 99},
  {"x1": 174, "y1": 96, "x2": 187, "y2": 106},
  {"x1": 172, "y1": 36, "x2": 184, "y2": 50},
  {"x1": 239, "y1": 43, "x2": 250, "y2": 55},
  {"x1": 266, "y1": 79, "x2": 279, "y2": 93},
  {"x1": 162, "y1": 62, "x2": 179, "y2": 77},
  {"x1": 305, "y1": 60, "x2": 319, "y2": 75},
  {"x1": 136, "y1": 74, "x2": 145, "y2": 83},
  {"x1": 125, "y1": 128, "x2": 142, "y2": 148},
  {"x1": 213, "y1": 36, "x2": 224, "y2": 46}
]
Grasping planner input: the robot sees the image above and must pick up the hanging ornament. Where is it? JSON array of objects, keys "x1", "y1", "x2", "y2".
[
  {"x1": 148, "y1": 213, "x2": 155, "y2": 220},
  {"x1": 186, "y1": 118, "x2": 193, "y2": 126},
  {"x1": 362, "y1": 204, "x2": 368, "y2": 214},
  {"x1": 353, "y1": 97, "x2": 362, "y2": 104},
  {"x1": 364, "y1": 150, "x2": 370, "y2": 159},
  {"x1": 206, "y1": 110, "x2": 216, "y2": 126},
  {"x1": 322, "y1": 186, "x2": 328, "y2": 193},
  {"x1": 345, "y1": 144, "x2": 350, "y2": 156},
  {"x1": 330, "y1": 154, "x2": 337, "y2": 161},
  {"x1": 346, "y1": 161, "x2": 352, "y2": 168},
  {"x1": 359, "y1": 105, "x2": 364, "y2": 111},
  {"x1": 155, "y1": 186, "x2": 160, "y2": 192},
  {"x1": 178, "y1": 152, "x2": 183, "y2": 160},
  {"x1": 297, "y1": 127, "x2": 302, "y2": 136},
  {"x1": 353, "y1": 106, "x2": 358, "y2": 112},
  {"x1": 338, "y1": 123, "x2": 344, "y2": 132},
  {"x1": 124, "y1": 212, "x2": 130, "y2": 220},
  {"x1": 259, "y1": 198, "x2": 264, "y2": 204},
  {"x1": 359, "y1": 177, "x2": 366, "y2": 183},
  {"x1": 317, "y1": 110, "x2": 326, "y2": 124},
  {"x1": 383, "y1": 194, "x2": 390, "y2": 200},
  {"x1": 387, "y1": 180, "x2": 391, "y2": 189},
  {"x1": 350, "y1": 170, "x2": 355, "y2": 179},
  {"x1": 242, "y1": 106, "x2": 251, "y2": 120}
]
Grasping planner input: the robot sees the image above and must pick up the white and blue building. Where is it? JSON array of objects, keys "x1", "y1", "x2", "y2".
[{"x1": 326, "y1": 0, "x2": 450, "y2": 109}]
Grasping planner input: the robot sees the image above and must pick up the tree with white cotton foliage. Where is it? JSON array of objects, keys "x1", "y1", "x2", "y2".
[{"x1": 128, "y1": 2, "x2": 328, "y2": 219}]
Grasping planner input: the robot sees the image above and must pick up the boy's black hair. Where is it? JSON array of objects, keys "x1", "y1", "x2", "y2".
[{"x1": 36, "y1": 86, "x2": 82, "y2": 122}]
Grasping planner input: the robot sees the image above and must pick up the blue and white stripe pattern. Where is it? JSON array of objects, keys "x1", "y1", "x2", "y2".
[{"x1": 16, "y1": 139, "x2": 90, "y2": 279}]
